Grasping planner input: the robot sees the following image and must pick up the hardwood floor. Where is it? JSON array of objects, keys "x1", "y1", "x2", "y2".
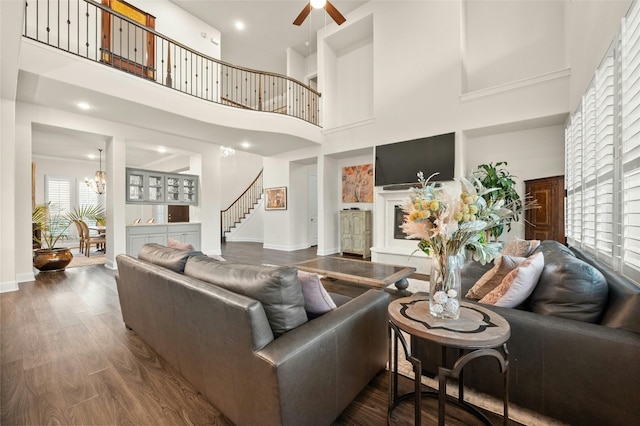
[{"x1": 1, "y1": 242, "x2": 518, "y2": 425}]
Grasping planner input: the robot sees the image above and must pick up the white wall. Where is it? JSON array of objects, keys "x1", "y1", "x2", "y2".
[
  {"x1": 566, "y1": 0, "x2": 632, "y2": 112},
  {"x1": 463, "y1": 0, "x2": 566, "y2": 93},
  {"x1": 219, "y1": 150, "x2": 263, "y2": 208},
  {"x1": 131, "y1": 0, "x2": 221, "y2": 60},
  {"x1": 463, "y1": 123, "x2": 566, "y2": 241}
]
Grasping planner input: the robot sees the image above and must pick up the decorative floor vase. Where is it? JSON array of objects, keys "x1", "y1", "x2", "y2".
[{"x1": 429, "y1": 254, "x2": 462, "y2": 319}]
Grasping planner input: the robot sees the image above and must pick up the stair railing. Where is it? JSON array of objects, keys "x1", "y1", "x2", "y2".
[
  {"x1": 220, "y1": 169, "x2": 263, "y2": 240},
  {"x1": 22, "y1": 0, "x2": 321, "y2": 126}
]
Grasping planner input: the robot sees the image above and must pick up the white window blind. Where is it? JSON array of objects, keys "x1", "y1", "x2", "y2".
[
  {"x1": 566, "y1": 0, "x2": 640, "y2": 286},
  {"x1": 78, "y1": 181, "x2": 99, "y2": 227},
  {"x1": 45, "y1": 176, "x2": 72, "y2": 238},
  {"x1": 595, "y1": 53, "x2": 616, "y2": 263},
  {"x1": 623, "y1": 0, "x2": 640, "y2": 283}
]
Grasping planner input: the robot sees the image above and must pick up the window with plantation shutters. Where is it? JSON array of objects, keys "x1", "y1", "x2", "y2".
[
  {"x1": 78, "y1": 181, "x2": 100, "y2": 227},
  {"x1": 45, "y1": 176, "x2": 72, "y2": 239},
  {"x1": 623, "y1": 0, "x2": 640, "y2": 283},
  {"x1": 565, "y1": 0, "x2": 640, "y2": 286}
]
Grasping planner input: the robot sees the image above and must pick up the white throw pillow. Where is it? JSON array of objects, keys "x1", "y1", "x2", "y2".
[
  {"x1": 298, "y1": 271, "x2": 337, "y2": 317},
  {"x1": 466, "y1": 255, "x2": 527, "y2": 300},
  {"x1": 480, "y1": 252, "x2": 545, "y2": 308}
]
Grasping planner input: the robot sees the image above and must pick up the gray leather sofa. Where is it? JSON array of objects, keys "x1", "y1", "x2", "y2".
[
  {"x1": 115, "y1": 244, "x2": 390, "y2": 426},
  {"x1": 413, "y1": 240, "x2": 640, "y2": 425}
]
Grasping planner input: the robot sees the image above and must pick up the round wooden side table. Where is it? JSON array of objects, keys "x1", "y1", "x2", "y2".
[{"x1": 387, "y1": 296, "x2": 510, "y2": 426}]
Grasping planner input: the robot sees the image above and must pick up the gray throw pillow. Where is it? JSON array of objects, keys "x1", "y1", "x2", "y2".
[{"x1": 184, "y1": 255, "x2": 307, "y2": 336}]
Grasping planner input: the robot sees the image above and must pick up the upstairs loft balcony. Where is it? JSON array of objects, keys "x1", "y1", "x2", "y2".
[{"x1": 22, "y1": 0, "x2": 321, "y2": 127}]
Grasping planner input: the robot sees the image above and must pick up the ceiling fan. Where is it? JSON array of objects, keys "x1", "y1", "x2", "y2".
[{"x1": 293, "y1": 0, "x2": 347, "y2": 26}]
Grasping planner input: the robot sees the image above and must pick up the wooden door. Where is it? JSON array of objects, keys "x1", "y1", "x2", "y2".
[
  {"x1": 525, "y1": 176, "x2": 565, "y2": 244},
  {"x1": 101, "y1": 0, "x2": 156, "y2": 79},
  {"x1": 168, "y1": 205, "x2": 189, "y2": 223}
]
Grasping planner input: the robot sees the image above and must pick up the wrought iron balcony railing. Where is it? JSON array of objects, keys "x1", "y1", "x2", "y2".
[{"x1": 22, "y1": 0, "x2": 321, "y2": 126}]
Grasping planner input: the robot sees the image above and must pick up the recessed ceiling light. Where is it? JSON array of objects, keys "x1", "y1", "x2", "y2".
[
  {"x1": 241, "y1": 141, "x2": 251, "y2": 149},
  {"x1": 77, "y1": 101, "x2": 91, "y2": 110},
  {"x1": 87, "y1": 154, "x2": 96, "y2": 160},
  {"x1": 158, "y1": 146, "x2": 166, "y2": 153},
  {"x1": 235, "y1": 21, "x2": 245, "y2": 31}
]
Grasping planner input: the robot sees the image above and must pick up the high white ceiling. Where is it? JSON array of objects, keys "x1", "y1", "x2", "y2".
[{"x1": 170, "y1": 0, "x2": 368, "y2": 74}]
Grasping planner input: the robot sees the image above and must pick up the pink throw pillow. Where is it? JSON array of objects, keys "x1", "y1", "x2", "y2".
[
  {"x1": 465, "y1": 255, "x2": 527, "y2": 300},
  {"x1": 480, "y1": 252, "x2": 545, "y2": 308},
  {"x1": 167, "y1": 237, "x2": 194, "y2": 251}
]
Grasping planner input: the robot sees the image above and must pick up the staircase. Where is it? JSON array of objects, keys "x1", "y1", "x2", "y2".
[{"x1": 220, "y1": 169, "x2": 263, "y2": 241}]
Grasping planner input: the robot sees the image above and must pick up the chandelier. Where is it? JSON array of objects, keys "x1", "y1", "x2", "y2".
[{"x1": 86, "y1": 149, "x2": 106, "y2": 194}]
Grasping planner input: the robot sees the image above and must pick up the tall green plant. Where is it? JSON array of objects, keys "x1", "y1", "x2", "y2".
[
  {"x1": 32, "y1": 203, "x2": 105, "y2": 250},
  {"x1": 471, "y1": 162, "x2": 523, "y2": 240}
]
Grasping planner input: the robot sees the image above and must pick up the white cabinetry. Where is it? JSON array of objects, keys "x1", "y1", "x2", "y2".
[
  {"x1": 340, "y1": 210, "x2": 372, "y2": 258},
  {"x1": 126, "y1": 223, "x2": 201, "y2": 256}
]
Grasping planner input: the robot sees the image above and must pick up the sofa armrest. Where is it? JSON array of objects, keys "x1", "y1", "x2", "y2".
[
  {"x1": 413, "y1": 302, "x2": 640, "y2": 425},
  {"x1": 253, "y1": 289, "x2": 390, "y2": 426}
]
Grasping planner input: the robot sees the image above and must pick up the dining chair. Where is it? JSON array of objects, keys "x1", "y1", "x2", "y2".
[
  {"x1": 79, "y1": 220, "x2": 106, "y2": 257},
  {"x1": 73, "y1": 220, "x2": 85, "y2": 254}
]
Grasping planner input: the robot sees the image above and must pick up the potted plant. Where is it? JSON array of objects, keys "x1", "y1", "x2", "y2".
[
  {"x1": 32, "y1": 203, "x2": 105, "y2": 272},
  {"x1": 471, "y1": 162, "x2": 523, "y2": 241}
]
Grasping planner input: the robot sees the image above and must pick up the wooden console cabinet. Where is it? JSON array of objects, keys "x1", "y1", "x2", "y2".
[{"x1": 340, "y1": 210, "x2": 372, "y2": 258}]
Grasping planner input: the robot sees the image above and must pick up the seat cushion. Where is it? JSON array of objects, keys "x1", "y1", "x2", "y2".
[
  {"x1": 184, "y1": 255, "x2": 307, "y2": 336},
  {"x1": 138, "y1": 243, "x2": 203, "y2": 273}
]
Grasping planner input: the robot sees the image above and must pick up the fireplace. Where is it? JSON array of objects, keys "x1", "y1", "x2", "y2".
[{"x1": 371, "y1": 187, "x2": 430, "y2": 274}]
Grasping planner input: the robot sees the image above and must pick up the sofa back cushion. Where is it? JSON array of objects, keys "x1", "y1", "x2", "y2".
[
  {"x1": 527, "y1": 241, "x2": 608, "y2": 323},
  {"x1": 138, "y1": 243, "x2": 203, "y2": 273},
  {"x1": 184, "y1": 255, "x2": 307, "y2": 336},
  {"x1": 571, "y1": 246, "x2": 640, "y2": 333}
]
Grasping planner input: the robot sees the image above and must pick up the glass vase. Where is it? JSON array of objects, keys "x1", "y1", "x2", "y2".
[{"x1": 429, "y1": 254, "x2": 462, "y2": 320}]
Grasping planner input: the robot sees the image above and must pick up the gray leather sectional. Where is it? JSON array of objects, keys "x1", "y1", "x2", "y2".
[
  {"x1": 115, "y1": 244, "x2": 390, "y2": 426},
  {"x1": 413, "y1": 240, "x2": 640, "y2": 425}
]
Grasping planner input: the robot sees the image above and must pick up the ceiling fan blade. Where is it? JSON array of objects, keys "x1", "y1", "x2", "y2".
[
  {"x1": 293, "y1": 3, "x2": 312, "y2": 26},
  {"x1": 325, "y1": 1, "x2": 346, "y2": 25}
]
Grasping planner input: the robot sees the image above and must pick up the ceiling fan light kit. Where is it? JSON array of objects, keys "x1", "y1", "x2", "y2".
[{"x1": 293, "y1": 0, "x2": 346, "y2": 26}]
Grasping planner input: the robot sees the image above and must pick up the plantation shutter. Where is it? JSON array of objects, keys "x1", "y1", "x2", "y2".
[
  {"x1": 594, "y1": 50, "x2": 616, "y2": 264},
  {"x1": 582, "y1": 85, "x2": 597, "y2": 250},
  {"x1": 78, "y1": 181, "x2": 99, "y2": 227},
  {"x1": 622, "y1": 0, "x2": 640, "y2": 283},
  {"x1": 45, "y1": 176, "x2": 72, "y2": 238},
  {"x1": 566, "y1": 109, "x2": 583, "y2": 246}
]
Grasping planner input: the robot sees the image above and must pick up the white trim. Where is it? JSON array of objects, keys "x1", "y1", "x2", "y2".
[
  {"x1": 263, "y1": 243, "x2": 311, "y2": 251},
  {"x1": 105, "y1": 260, "x2": 117, "y2": 270},
  {"x1": 225, "y1": 236, "x2": 264, "y2": 243},
  {"x1": 17, "y1": 272, "x2": 35, "y2": 283},
  {"x1": 460, "y1": 68, "x2": 571, "y2": 102},
  {"x1": 322, "y1": 117, "x2": 376, "y2": 135},
  {"x1": 0, "y1": 281, "x2": 19, "y2": 293},
  {"x1": 316, "y1": 247, "x2": 339, "y2": 256}
]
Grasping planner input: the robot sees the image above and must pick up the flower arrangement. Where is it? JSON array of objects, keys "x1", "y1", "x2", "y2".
[{"x1": 401, "y1": 171, "x2": 518, "y2": 318}]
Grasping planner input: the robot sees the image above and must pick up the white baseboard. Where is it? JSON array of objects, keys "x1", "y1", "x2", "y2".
[
  {"x1": 105, "y1": 260, "x2": 117, "y2": 270},
  {"x1": 16, "y1": 272, "x2": 35, "y2": 283},
  {"x1": 0, "y1": 281, "x2": 19, "y2": 293},
  {"x1": 226, "y1": 236, "x2": 264, "y2": 243},
  {"x1": 263, "y1": 243, "x2": 311, "y2": 252},
  {"x1": 316, "y1": 247, "x2": 339, "y2": 256}
]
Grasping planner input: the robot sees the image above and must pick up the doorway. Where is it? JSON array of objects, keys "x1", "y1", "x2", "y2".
[
  {"x1": 308, "y1": 172, "x2": 318, "y2": 246},
  {"x1": 525, "y1": 175, "x2": 565, "y2": 244}
]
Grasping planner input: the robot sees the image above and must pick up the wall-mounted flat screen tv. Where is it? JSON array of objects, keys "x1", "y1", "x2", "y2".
[{"x1": 374, "y1": 132, "x2": 455, "y2": 188}]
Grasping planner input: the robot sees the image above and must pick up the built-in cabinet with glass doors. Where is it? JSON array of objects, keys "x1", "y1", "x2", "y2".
[{"x1": 126, "y1": 168, "x2": 198, "y2": 205}]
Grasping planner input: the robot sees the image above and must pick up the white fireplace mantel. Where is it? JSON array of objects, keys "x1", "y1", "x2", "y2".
[{"x1": 371, "y1": 187, "x2": 431, "y2": 274}]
